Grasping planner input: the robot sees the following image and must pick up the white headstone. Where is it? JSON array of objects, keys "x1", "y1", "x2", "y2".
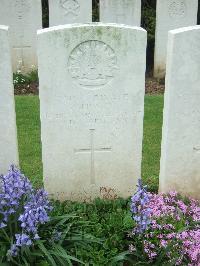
[
  {"x1": 38, "y1": 23, "x2": 146, "y2": 201},
  {"x1": 100, "y1": 0, "x2": 141, "y2": 26},
  {"x1": 49, "y1": 0, "x2": 92, "y2": 27},
  {"x1": 0, "y1": 0, "x2": 42, "y2": 73},
  {"x1": 0, "y1": 25, "x2": 19, "y2": 173},
  {"x1": 159, "y1": 25, "x2": 200, "y2": 199},
  {"x1": 154, "y1": 0, "x2": 198, "y2": 78}
]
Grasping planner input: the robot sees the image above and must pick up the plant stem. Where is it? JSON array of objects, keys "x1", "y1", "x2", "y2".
[{"x1": 1, "y1": 228, "x2": 10, "y2": 242}]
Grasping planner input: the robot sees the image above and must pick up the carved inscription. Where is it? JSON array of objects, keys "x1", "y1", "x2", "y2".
[
  {"x1": 60, "y1": 0, "x2": 80, "y2": 18},
  {"x1": 193, "y1": 147, "x2": 200, "y2": 153},
  {"x1": 14, "y1": 0, "x2": 31, "y2": 67},
  {"x1": 100, "y1": 187, "x2": 118, "y2": 200},
  {"x1": 68, "y1": 40, "x2": 118, "y2": 89},
  {"x1": 15, "y1": 0, "x2": 30, "y2": 20},
  {"x1": 168, "y1": 0, "x2": 186, "y2": 18},
  {"x1": 43, "y1": 93, "x2": 131, "y2": 128}
]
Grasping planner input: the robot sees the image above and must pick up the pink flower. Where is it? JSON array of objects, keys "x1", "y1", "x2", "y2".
[{"x1": 160, "y1": 240, "x2": 168, "y2": 247}]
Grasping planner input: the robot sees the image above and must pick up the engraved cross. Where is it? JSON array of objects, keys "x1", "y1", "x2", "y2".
[{"x1": 74, "y1": 129, "x2": 112, "y2": 185}]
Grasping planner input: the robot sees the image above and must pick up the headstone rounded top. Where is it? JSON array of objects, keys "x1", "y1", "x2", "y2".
[
  {"x1": 169, "y1": 25, "x2": 200, "y2": 35},
  {"x1": 37, "y1": 23, "x2": 146, "y2": 35}
]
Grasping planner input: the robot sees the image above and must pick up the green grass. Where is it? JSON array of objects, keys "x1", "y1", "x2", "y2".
[
  {"x1": 15, "y1": 96, "x2": 42, "y2": 188},
  {"x1": 15, "y1": 95, "x2": 164, "y2": 191},
  {"x1": 142, "y1": 95, "x2": 164, "y2": 191}
]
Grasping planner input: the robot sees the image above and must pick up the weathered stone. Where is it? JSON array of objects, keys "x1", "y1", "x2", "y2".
[
  {"x1": 100, "y1": 0, "x2": 141, "y2": 26},
  {"x1": 159, "y1": 25, "x2": 200, "y2": 199},
  {"x1": 49, "y1": 0, "x2": 92, "y2": 26},
  {"x1": 0, "y1": 0, "x2": 42, "y2": 73},
  {"x1": 49, "y1": 0, "x2": 92, "y2": 27},
  {"x1": 38, "y1": 23, "x2": 146, "y2": 201},
  {"x1": 154, "y1": 0, "x2": 198, "y2": 78},
  {"x1": 0, "y1": 25, "x2": 19, "y2": 173}
]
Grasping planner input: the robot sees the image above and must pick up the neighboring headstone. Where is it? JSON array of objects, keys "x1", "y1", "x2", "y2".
[
  {"x1": 154, "y1": 0, "x2": 198, "y2": 78},
  {"x1": 0, "y1": 0, "x2": 42, "y2": 73},
  {"x1": 100, "y1": 0, "x2": 141, "y2": 26},
  {"x1": 38, "y1": 23, "x2": 146, "y2": 201},
  {"x1": 0, "y1": 25, "x2": 19, "y2": 173},
  {"x1": 159, "y1": 25, "x2": 200, "y2": 199},
  {"x1": 49, "y1": 0, "x2": 92, "y2": 26}
]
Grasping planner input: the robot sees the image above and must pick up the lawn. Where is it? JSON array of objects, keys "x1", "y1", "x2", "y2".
[{"x1": 15, "y1": 95, "x2": 164, "y2": 192}]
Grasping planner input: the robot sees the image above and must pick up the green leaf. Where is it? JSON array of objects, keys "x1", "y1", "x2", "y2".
[
  {"x1": 37, "y1": 241, "x2": 57, "y2": 266},
  {"x1": 51, "y1": 244, "x2": 85, "y2": 265},
  {"x1": 110, "y1": 251, "x2": 135, "y2": 265}
]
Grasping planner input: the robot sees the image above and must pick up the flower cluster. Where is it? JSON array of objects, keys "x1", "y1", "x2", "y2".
[
  {"x1": 130, "y1": 179, "x2": 151, "y2": 233},
  {"x1": 130, "y1": 182, "x2": 200, "y2": 265},
  {"x1": 0, "y1": 166, "x2": 52, "y2": 259},
  {"x1": 17, "y1": 189, "x2": 52, "y2": 245},
  {"x1": 0, "y1": 165, "x2": 32, "y2": 228}
]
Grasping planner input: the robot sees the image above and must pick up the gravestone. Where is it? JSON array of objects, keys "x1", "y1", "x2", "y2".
[
  {"x1": 38, "y1": 23, "x2": 146, "y2": 201},
  {"x1": 100, "y1": 0, "x2": 141, "y2": 26},
  {"x1": 154, "y1": 0, "x2": 198, "y2": 78},
  {"x1": 159, "y1": 25, "x2": 200, "y2": 199},
  {"x1": 0, "y1": 26, "x2": 19, "y2": 173},
  {"x1": 0, "y1": 0, "x2": 42, "y2": 73},
  {"x1": 49, "y1": 0, "x2": 92, "y2": 26}
]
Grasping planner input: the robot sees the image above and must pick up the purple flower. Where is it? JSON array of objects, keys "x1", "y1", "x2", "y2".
[
  {"x1": 0, "y1": 165, "x2": 32, "y2": 225},
  {"x1": 7, "y1": 244, "x2": 19, "y2": 258},
  {"x1": 18, "y1": 189, "x2": 52, "y2": 238},
  {"x1": 0, "y1": 165, "x2": 52, "y2": 257},
  {"x1": 15, "y1": 233, "x2": 32, "y2": 247},
  {"x1": 130, "y1": 179, "x2": 152, "y2": 234},
  {"x1": 129, "y1": 187, "x2": 200, "y2": 264}
]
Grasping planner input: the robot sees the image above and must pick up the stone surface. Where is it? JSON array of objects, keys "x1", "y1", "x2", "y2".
[
  {"x1": 159, "y1": 25, "x2": 200, "y2": 199},
  {"x1": 100, "y1": 0, "x2": 141, "y2": 26},
  {"x1": 0, "y1": 26, "x2": 19, "y2": 173},
  {"x1": 154, "y1": 0, "x2": 198, "y2": 78},
  {"x1": 0, "y1": 0, "x2": 42, "y2": 73},
  {"x1": 49, "y1": 0, "x2": 92, "y2": 26},
  {"x1": 38, "y1": 23, "x2": 146, "y2": 201}
]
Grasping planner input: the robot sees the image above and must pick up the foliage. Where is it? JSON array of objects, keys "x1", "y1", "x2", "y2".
[
  {"x1": 13, "y1": 70, "x2": 38, "y2": 86},
  {"x1": 0, "y1": 166, "x2": 99, "y2": 265},
  {"x1": 141, "y1": 0, "x2": 156, "y2": 42},
  {"x1": 51, "y1": 198, "x2": 133, "y2": 265},
  {"x1": 198, "y1": 2, "x2": 200, "y2": 24},
  {"x1": 93, "y1": 0, "x2": 99, "y2": 22},
  {"x1": 129, "y1": 180, "x2": 200, "y2": 265},
  {"x1": 42, "y1": 0, "x2": 49, "y2": 28},
  {"x1": 13, "y1": 72, "x2": 29, "y2": 86}
]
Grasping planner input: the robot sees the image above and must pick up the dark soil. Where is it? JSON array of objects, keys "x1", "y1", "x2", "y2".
[
  {"x1": 145, "y1": 77, "x2": 165, "y2": 94},
  {"x1": 14, "y1": 77, "x2": 165, "y2": 96},
  {"x1": 14, "y1": 82, "x2": 39, "y2": 95}
]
